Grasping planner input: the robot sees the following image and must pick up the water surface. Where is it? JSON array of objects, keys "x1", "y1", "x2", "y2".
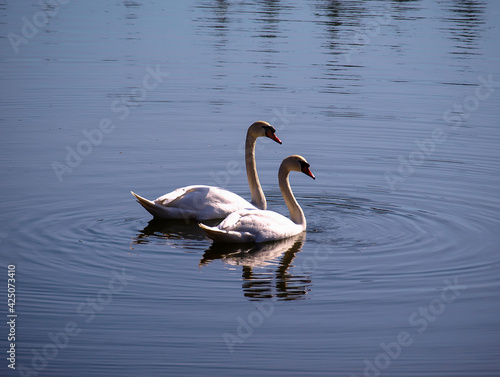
[{"x1": 1, "y1": 1, "x2": 499, "y2": 376}]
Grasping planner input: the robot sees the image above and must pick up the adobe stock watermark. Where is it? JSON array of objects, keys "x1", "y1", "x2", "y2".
[
  {"x1": 7, "y1": 0, "x2": 72, "y2": 55},
  {"x1": 51, "y1": 64, "x2": 169, "y2": 183},
  {"x1": 17, "y1": 268, "x2": 135, "y2": 377},
  {"x1": 343, "y1": 5, "x2": 392, "y2": 64},
  {"x1": 209, "y1": 106, "x2": 296, "y2": 187},
  {"x1": 223, "y1": 238, "x2": 336, "y2": 353},
  {"x1": 385, "y1": 74, "x2": 499, "y2": 192},
  {"x1": 351, "y1": 277, "x2": 467, "y2": 377}
]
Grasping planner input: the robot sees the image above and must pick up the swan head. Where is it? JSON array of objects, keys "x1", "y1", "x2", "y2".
[
  {"x1": 282, "y1": 155, "x2": 316, "y2": 180},
  {"x1": 249, "y1": 121, "x2": 282, "y2": 144}
]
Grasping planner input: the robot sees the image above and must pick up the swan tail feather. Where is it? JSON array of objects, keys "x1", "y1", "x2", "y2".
[
  {"x1": 199, "y1": 223, "x2": 255, "y2": 243},
  {"x1": 131, "y1": 191, "x2": 165, "y2": 218}
]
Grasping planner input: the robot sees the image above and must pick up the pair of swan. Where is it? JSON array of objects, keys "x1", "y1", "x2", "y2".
[{"x1": 131, "y1": 121, "x2": 315, "y2": 243}]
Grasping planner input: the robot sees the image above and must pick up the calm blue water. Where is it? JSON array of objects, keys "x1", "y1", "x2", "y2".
[{"x1": 1, "y1": 1, "x2": 499, "y2": 376}]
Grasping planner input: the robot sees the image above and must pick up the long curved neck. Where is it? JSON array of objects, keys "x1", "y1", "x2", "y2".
[
  {"x1": 245, "y1": 131, "x2": 266, "y2": 210},
  {"x1": 278, "y1": 166, "x2": 306, "y2": 228}
]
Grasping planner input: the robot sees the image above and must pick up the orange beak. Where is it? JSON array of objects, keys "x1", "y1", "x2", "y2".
[
  {"x1": 266, "y1": 130, "x2": 282, "y2": 144},
  {"x1": 302, "y1": 166, "x2": 315, "y2": 180}
]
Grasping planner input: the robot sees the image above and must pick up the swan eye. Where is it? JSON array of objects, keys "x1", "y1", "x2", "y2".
[{"x1": 262, "y1": 125, "x2": 276, "y2": 134}]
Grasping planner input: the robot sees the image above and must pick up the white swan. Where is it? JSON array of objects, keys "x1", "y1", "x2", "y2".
[
  {"x1": 199, "y1": 155, "x2": 315, "y2": 243},
  {"x1": 131, "y1": 121, "x2": 282, "y2": 220}
]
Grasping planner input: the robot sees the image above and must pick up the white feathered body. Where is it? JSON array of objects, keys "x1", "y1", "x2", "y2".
[
  {"x1": 199, "y1": 208, "x2": 304, "y2": 243},
  {"x1": 132, "y1": 186, "x2": 257, "y2": 220}
]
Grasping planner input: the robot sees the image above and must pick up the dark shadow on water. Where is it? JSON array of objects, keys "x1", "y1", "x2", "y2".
[
  {"x1": 200, "y1": 233, "x2": 312, "y2": 301},
  {"x1": 132, "y1": 217, "x2": 220, "y2": 244}
]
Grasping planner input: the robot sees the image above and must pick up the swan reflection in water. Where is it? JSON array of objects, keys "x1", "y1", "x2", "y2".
[
  {"x1": 200, "y1": 233, "x2": 311, "y2": 301},
  {"x1": 132, "y1": 218, "x2": 216, "y2": 245},
  {"x1": 133, "y1": 220, "x2": 311, "y2": 301}
]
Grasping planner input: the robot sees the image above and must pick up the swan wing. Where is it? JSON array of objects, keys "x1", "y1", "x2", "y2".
[
  {"x1": 133, "y1": 186, "x2": 257, "y2": 220},
  {"x1": 154, "y1": 185, "x2": 211, "y2": 206}
]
